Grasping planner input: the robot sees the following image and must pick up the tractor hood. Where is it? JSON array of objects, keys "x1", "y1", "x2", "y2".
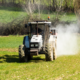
[{"x1": 30, "y1": 35, "x2": 42, "y2": 43}]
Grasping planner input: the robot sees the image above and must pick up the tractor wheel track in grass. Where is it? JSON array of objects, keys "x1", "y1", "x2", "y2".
[{"x1": 0, "y1": 48, "x2": 18, "y2": 52}]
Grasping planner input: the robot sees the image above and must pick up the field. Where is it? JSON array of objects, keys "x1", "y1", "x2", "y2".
[
  {"x1": 0, "y1": 6, "x2": 27, "y2": 23},
  {"x1": 0, "y1": 6, "x2": 77, "y2": 24},
  {"x1": 0, "y1": 4, "x2": 80, "y2": 80},
  {"x1": 0, "y1": 36, "x2": 80, "y2": 80}
]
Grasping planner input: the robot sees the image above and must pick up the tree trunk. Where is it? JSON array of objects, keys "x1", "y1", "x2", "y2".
[
  {"x1": 18, "y1": 0, "x2": 20, "y2": 4},
  {"x1": 74, "y1": 0, "x2": 80, "y2": 32},
  {"x1": 33, "y1": 0, "x2": 35, "y2": 3},
  {"x1": 13, "y1": 0, "x2": 15, "y2": 4},
  {"x1": 2, "y1": 0, "x2": 4, "y2": 4},
  {"x1": 53, "y1": 0, "x2": 56, "y2": 11}
]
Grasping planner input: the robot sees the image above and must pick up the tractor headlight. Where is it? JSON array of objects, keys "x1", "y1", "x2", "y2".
[
  {"x1": 31, "y1": 44, "x2": 34, "y2": 47},
  {"x1": 30, "y1": 43, "x2": 39, "y2": 48},
  {"x1": 35, "y1": 44, "x2": 38, "y2": 47}
]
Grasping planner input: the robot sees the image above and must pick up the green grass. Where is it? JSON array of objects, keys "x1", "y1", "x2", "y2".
[
  {"x1": 0, "y1": 35, "x2": 80, "y2": 80},
  {"x1": 40, "y1": 12, "x2": 77, "y2": 22},
  {"x1": 0, "y1": 6, "x2": 77, "y2": 24},
  {"x1": 0, "y1": 51, "x2": 80, "y2": 80},
  {"x1": 60, "y1": 13, "x2": 77, "y2": 22},
  {"x1": 0, "y1": 35, "x2": 23, "y2": 48},
  {"x1": 0, "y1": 6, "x2": 27, "y2": 23}
]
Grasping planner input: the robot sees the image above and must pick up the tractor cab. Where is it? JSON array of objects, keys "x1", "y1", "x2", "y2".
[
  {"x1": 26, "y1": 21, "x2": 51, "y2": 37},
  {"x1": 19, "y1": 21, "x2": 57, "y2": 62},
  {"x1": 26, "y1": 21, "x2": 51, "y2": 51}
]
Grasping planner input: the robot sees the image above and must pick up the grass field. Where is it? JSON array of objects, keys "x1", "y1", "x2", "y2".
[
  {"x1": 0, "y1": 6, "x2": 77, "y2": 24},
  {"x1": 0, "y1": 35, "x2": 80, "y2": 80},
  {"x1": 0, "y1": 5, "x2": 79, "y2": 80},
  {"x1": 0, "y1": 35, "x2": 23, "y2": 48},
  {"x1": 0, "y1": 6, "x2": 27, "y2": 23}
]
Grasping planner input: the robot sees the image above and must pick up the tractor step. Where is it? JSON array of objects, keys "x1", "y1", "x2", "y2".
[{"x1": 30, "y1": 49, "x2": 38, "y2": 56}]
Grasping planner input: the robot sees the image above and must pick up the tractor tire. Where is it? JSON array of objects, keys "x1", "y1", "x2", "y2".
[
  {"x1": 28, "y1": 55, "x2": 33, "y2": 60},
  {"x1": 53, "y1": 40, "x2": 57, "y2": 60},
  {"x1": 19, "y1": 45, "x2": 28, "y2": 62},
  {"x1": 25, "y1": 48, "x2": 33, "y2": 61},
  {"x1": 45, "y1": 43, "x2": 53, "y2": 61},
  {"x1": 53, "y1": 47, "x2": 56, "y2": 60}
]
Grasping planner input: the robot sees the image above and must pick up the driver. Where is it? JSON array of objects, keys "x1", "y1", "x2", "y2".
[{"x1": 31, "y1": 27, "x2": 42, "y2": 36}]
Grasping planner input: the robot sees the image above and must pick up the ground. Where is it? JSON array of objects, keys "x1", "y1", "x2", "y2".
[
  {"x1": 0, "y1": 36, "x2": 80, "y2": 80},
  {"x1": 0, "y1": 5, "x2": 80, "y2": 80}
]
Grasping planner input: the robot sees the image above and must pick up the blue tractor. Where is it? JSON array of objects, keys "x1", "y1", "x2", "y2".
[{"x1": 18, "y1": 21, "x2": 57, "y2": 62}]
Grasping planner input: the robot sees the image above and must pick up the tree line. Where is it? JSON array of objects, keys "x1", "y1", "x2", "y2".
[{"x1": 0, "y1": 0, "x2": 74, "y2": 11}]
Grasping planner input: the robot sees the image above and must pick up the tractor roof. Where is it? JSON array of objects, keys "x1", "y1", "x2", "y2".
[{"x1": 28, "y1": 21, "x2": 51, "y2": 25}]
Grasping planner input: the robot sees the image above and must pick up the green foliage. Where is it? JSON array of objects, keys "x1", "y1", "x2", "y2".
[
  {"x1": 0, "y1": 6, "x2": 77, "y2": 24},
  {"x1": 0, "y1": 0, "x2": 75, "y2": 10}
]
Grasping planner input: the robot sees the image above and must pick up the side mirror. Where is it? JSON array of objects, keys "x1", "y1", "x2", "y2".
[{"x1": 25, "y1": 24, "x2": 27, "y2": 28}]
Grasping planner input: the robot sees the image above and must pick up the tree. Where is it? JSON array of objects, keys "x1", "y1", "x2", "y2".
[
  {"x1": 74, "y1": 0, "x2": 80, "y2": 32},
  {"x1": 74, "y1": 0, "x2": 80, "y2": 18},
  {"x1": 53, "y1": 0, "x2": 57, "y2": 8},
  {"x1": 2, "y1": 0, "x2": 4, "y2": 4},
  {"x1": 33, "y1": 0, "x2": 35, "y2": 3}
]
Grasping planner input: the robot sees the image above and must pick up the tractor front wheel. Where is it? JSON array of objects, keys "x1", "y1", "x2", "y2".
[{"x1": 19, "y1": 45, "x2": 28, "y2": 62}]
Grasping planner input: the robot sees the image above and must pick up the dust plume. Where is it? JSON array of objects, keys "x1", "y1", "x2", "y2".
[{"x1": 56, "y1": 23, "x2": 79, "y2": 56}]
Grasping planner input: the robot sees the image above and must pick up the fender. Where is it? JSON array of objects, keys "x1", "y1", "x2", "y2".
[{"x1": 23, "y1": 36, "x2": 30, "y2": 48}]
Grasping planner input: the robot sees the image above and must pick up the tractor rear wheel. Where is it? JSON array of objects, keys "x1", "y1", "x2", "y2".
[
  {"x1": 53, "y1": 47, "x2": 56, "y2": 60},
  {"x1": 45, "y1": 43, "x2": 53, "y2": 61},
  {"x1": 53, "y1": 40, "x2": 57, "y2": 60},
  {"x1": 19, "y1": 45, "x2": 28, "y2": 62}
]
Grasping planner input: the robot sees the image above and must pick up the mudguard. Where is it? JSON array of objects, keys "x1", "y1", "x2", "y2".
[{"x1": 23, "y1": 36, "x2": 30, "y2": 48}]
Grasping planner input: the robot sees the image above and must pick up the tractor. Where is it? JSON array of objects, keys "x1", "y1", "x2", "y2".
[{"x1": 18, "y1": 21, "x2": 57, "y2": 62}]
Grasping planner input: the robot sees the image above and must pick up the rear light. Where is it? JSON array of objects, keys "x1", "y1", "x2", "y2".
[{"x1": 48, "y1": 16, "x2": 50, "y2": 20}]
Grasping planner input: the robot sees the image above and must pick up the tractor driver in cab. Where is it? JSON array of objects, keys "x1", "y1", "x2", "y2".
[
  {"x1": 31, "y1": 25, "x2": 43, "y2": 36},
  {"x1": 32, "y1": 26, "x2": 42, "y2": 35}
]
